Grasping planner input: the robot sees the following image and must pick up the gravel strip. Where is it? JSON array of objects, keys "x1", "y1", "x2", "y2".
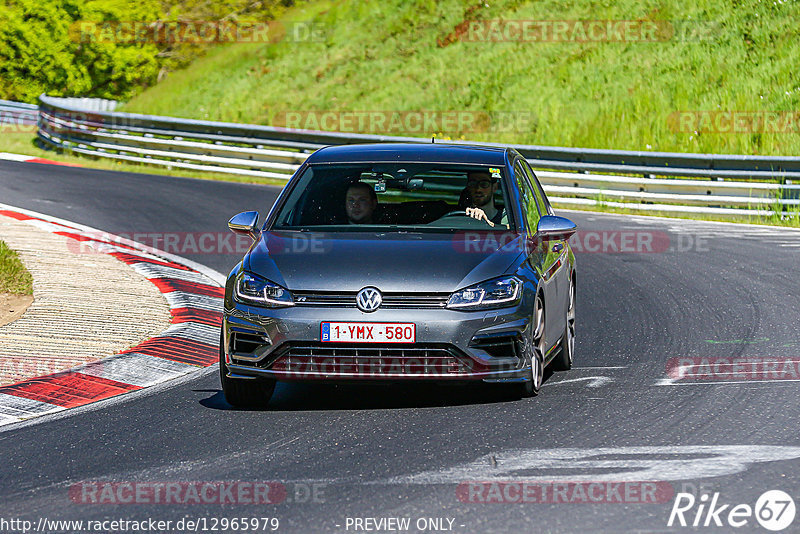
[{"x1": 0, "y1": 214, "x2": 171, "y2": 385}]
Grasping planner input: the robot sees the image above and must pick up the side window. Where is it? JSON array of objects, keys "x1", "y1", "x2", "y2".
[
  {"x1": 521, "y1": 160, "x2": 549, "y2": 216},
  {"x1": 513, "y1": 160, "x2": 541, "y2": 232}
]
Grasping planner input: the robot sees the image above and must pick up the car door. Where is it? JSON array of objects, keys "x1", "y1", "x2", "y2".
[
  {"x1": 522, "y1": 160, "x2": 570, "y2": 342},
  {"x1": 512, "y1": 159, "x2": 559, "y2": 354}
]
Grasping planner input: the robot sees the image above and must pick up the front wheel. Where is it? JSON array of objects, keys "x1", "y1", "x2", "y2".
[
  {"x1": 219, "y1": 330, "x2": 276, "y2": 408},
  {"x1": 515, "y1": 294, "x2": 545, "y2": 397}
]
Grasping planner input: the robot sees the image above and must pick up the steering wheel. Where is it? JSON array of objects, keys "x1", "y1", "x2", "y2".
[{"x1": 440, "y1": 210, "x2": 470, "y2": 218}]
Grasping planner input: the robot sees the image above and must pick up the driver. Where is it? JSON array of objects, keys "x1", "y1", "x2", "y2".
[
  {"x1": 345, "y1": 182, "x2": 378, "y2": 224},
  {"x1": 464, "y1": 171, "x2": 504, "y2": 227}
]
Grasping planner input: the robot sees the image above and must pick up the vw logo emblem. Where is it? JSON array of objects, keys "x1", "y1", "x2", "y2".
[{"x1": 356, "y1": 287, "x2": 382, "y2": 313}]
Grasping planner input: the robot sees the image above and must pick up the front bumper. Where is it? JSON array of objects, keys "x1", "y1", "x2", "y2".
[{"x1": 223, "y1": 301, "x2": 533, "y2": 383}]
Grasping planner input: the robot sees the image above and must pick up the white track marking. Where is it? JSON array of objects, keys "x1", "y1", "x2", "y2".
[
  {"x1": 546, "y1": 376, "x2": 614, "y2": 388},
  {"x1": 159, "y1": 322, "x2": 220, "y2": 346},
  {"x1": 384, "y1": 445, "x2": 800, "y2": 484},
  {"x1": 0, "y1": 152, "x2": 36, "y2": 162},
  {"x1": 0, "y1": 394, "x2": 62, "y2": 422},
  {"x1": 130, "y1": 263, "x2": 216, "y2": 285},
  {"x1": 572, "y1": 366, "x2": 628, "y2": 370},
  {"x1": 656, "y1": 378, "x2": 800, "y2": 387},
  {"x1": 656, "y1": 378, "x2": 678, "y2": 386},
  {"x1": 163, "y1": 292, "x2": 223, "y2": 312},
  {"x1": 0, "y1": 413, "x2": 20, "y2": 426},
  {"x1": 77, "y1": 353, "x2": 199, "y2": 387}
]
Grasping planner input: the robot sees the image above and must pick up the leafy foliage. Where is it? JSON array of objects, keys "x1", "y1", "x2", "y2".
[
  {"x1": 0, "y1": 0, "x2": 297, "y2": 102},
  {"x1": 0, "y1": 0, "x2": 162, "y2": 101}
]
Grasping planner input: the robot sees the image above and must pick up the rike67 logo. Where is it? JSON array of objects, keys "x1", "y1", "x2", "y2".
[{"x1": 668, "y1": 490, "x2": 796, "y2": 531}]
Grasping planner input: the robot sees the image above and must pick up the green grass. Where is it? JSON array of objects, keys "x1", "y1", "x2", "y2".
[
  {"x1": 122, "y1": 0, "x2": 800, "y2": 156},
  {"x1": 0, "y1": 240, "x2": 33, "y2": 295}
]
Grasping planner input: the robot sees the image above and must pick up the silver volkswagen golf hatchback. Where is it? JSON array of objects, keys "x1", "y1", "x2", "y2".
[{"x1": 221, "y1": 143, "x2": 577, "y2": 407}]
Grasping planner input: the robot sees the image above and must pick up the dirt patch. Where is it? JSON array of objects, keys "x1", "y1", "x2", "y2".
[
  {"x1": 437, "y1": 3, "x2": 486, "y2": 48},
  {"x1": 0, "y1": 293, "x2": 33, "y2": 327}
]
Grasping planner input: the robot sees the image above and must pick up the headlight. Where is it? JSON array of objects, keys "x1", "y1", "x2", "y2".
[
  {"x1": 235, "y1": 272, "x2": 294, "y2": 307},
  {"x1": 447, "y1": 276, "x2": 522, "y2": 310}
]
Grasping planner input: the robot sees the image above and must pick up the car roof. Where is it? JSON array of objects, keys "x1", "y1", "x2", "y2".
[{"x1": 305, "y1": 143, "x2": 511, "y2": 166}]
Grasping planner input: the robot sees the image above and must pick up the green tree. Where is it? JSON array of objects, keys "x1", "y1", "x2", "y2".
[
  {"x1": 0, "y1": 0, "x2": 297, "y2": 102},
  {"x1": 0, "y1": 0, "x2": 162, "y2": 102}
]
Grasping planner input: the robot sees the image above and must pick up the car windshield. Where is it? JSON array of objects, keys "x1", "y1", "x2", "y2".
[{"x1": 271, "y1": 163, "x2": 514, "y2": 232}]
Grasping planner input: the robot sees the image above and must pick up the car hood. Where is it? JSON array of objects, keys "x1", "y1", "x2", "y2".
[{"x1": 244, "y1": 230, "x2": 524, "y2": 293}]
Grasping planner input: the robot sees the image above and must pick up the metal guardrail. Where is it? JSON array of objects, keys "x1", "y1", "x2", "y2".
[
  {"x1": 42, "y1": 97, "x2": 119, "y2": 112},
  {"x1": 31, "y1": 95, "x2": 800, "y2": 218},
  {"x1": 0, "y1": 99, "x2": 38, "y2": 125}
]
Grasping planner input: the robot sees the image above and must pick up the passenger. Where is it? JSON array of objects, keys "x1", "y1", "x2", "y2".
[
  {"x1": 463, "y1": 171, "x2": 504, "y2": 227},
  {"x1": 345, "y1": 182, "x2": 378, "y2": 224}
]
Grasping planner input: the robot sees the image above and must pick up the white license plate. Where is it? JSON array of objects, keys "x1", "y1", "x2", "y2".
[{"x1": 321, "y1": 322, "x2": 416, "y2": 343}]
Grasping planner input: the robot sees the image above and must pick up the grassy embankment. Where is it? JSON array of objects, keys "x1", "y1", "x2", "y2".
[
  {"x1": 3, "y1": 0, "x2": 800, "y2": 223},
  {"x1": 123, "y1": 0, "x2": 800, "y2": 155}
]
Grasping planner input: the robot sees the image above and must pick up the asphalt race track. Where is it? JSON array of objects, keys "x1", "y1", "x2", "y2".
[{"x1": 2, "y1": 160, "x2": 800, "y2": 533}]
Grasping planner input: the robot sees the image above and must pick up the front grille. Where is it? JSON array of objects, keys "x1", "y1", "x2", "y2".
[
  {"x1": 264, "y1": 342, "x2": 483, "y2": 376},
  {"x1": 292, "y1": 291, "x2": 449, "y2": 309}
]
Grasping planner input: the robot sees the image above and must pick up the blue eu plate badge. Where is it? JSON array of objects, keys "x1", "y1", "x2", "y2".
[{"x1": 321, "y1": 322, "x2": 330, "y2": 341}]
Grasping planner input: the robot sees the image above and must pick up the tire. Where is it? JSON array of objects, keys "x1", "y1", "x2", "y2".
[
  {"x1": 552, "y1": 278, "x2": 575, "y2": 371},
  {"x1": 515, "y1": 293, "x2": 545, "y2": 397},
  {"x1": 219, "y1": 330, "x2": 276, "y2": 408}
]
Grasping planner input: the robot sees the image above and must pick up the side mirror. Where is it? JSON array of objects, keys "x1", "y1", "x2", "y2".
[
  {"x1": 228, "y1": 211, "x2": 261, "y2": 241},
  {"x1": 536, "y1": 215, "x2": 577, "y2": 242}
]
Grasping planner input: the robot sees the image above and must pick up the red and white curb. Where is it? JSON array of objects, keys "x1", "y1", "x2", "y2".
[
  {"x1": 0, "y1": 203, "x2": 226, "y2": 427},
  {"x1": 0, "y1": 152, "x2": 82, "y2": 167}
]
